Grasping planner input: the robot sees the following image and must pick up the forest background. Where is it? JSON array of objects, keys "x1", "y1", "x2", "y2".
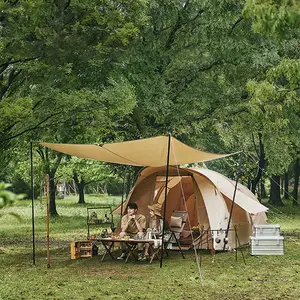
[{"x1": 0, "y1": 0, "x2": 300, "y2": 215}]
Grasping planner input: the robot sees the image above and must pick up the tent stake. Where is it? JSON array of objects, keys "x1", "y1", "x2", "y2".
[
  {"x1": 30, "y1": 141, "x2": 36, "y2": 265},
  {"x1": 160, "y1": 133, "x2": 171, "y2": 268},
  {"x1": 224, "y1": 152, "x2": 243, "y2": 251}
]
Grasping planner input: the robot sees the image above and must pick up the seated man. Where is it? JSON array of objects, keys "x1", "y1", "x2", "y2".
[{"x1": 117, "y1": 202, "x2": 146, "y2": 260}]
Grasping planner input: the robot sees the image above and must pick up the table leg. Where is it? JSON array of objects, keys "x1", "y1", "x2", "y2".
[
  {"x1": 149, "y1": 244, "x2": 161, "y2": 264},
  {"x1": 124, "y1": 243, "x2": 138, "y2": 263},
  {"x1": 101, "y1": 241, "x2": 115, "y2": 262}
]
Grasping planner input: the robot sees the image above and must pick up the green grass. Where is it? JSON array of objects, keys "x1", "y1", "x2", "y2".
[{"x1": 1, "y1": 196, "x2": 300, "y2": 299}]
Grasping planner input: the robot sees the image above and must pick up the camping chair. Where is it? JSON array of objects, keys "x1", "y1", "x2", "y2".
[{"x1": 164, "y1": 211, "x2": 189, "y2": 259}]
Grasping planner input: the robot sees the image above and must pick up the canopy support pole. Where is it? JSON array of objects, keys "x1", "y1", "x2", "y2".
[
  {"x1": 120, "y1": 166, "x2": 127, "y2": 217},
  {"x1": 160, "y1": 133, "x2": 171, "y2": 268},
  {"x1": 46, "y1": 174, "x2": 51, "y2": 268},
  {"x1": 224, "y1": 152, "x2": 243, "y2": 251},
  {"x1": 30, "y1": 141, "x2": 36, "y2": 265}
]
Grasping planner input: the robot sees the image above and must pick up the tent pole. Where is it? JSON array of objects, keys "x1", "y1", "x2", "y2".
[
  {"x1": 46, "y1": 174, "x2": 51, "y2": 268},
  {"x1": 120, "y1": 166, "x2": 127, "y2": 217},
  {"x1": 30, "y1": 141, "x2": 36, "y2": 265},
  {"x1": 160, "y1": 133, "x2": 171, "y2": 268},
  {"x1": 224, "y1": 152, "x2": 243, "y2": 251}
]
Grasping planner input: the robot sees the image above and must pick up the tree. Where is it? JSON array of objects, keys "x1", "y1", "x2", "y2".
[
  {"x1": 57, "y1": 157, "x2": 121, "y2": 204},
  {"x1": 0, "y1": 0, "x2": 148, "y2": 215},
  {"x1": 0, "y1": 182, "x2": 24, "y2": 219},
  {"x1": 213, "y1": 0, "x2": 300, "y2": 203},
  {"x1": 244, "y1": 0, "x2": 300, "y2": 39},
  {"x1": 0, "y1": 182, "x2": 20, "y2": 209}
]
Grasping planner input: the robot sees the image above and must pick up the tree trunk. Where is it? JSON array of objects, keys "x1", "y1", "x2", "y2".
[
  {"x1": 292, "y1": 158, "x2": 299, "y2": 205},
  {"x1": 49, "y1": 170, "x2": 58, "y2": 216},
  {"x1": 261, "y1": 180, "x2": 267, "y2": 199},
  {"x1": 269, "y1": 175, "x2": 284, "y2": 206},
  {"x1": 73, "y1": 180, "x2": 77, "y2": 195},
  {"x1": 284, "y1": 172, "x2": 289, "y2": 200},
  {"x1": 247, "y1": 178, "x2": 251, "y2": 190},
  {"x1": 251, "y1": 133, "x2": 266, "y2": 194},
  {"x1": 78, "y1": 181, "x2": 85, "y2": 204},
  {"x1": 37, "y1": 148, "x2": 62, "y2": 217},
  {"x1": 73, "y1": 173, "x2": 85, "y2": 204}
]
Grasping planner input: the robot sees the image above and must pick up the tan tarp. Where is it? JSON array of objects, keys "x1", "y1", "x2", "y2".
[
  {"x1": 40, "y1": 136, "x2": 231, "y2": 167},
  {"x1": 114, "y1": 166, "x2": 268, "y2": 250}
]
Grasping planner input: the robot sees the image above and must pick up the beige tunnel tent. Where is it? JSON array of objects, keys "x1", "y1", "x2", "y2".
[{"x1": 114, "y1": 166, "x2": 268, "y2": 251}]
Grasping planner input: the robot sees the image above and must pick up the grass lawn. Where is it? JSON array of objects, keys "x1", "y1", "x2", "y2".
[{"x1": 1, "y1": 195, "x2": 300, "y2": 300}]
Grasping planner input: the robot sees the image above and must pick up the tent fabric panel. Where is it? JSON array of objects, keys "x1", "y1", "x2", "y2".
[
  {"x1": 192, "y1": 177, "x2": 210, "y2": 230},
  {"x1": 194, "y1": 175, "x2": 229, "y2": 231},
  {"x1": 174, "y1": 177, "x2": 196, "y2": 228},
  {"x1": 194, "y1": 168, "x2": 268, "y2": 214},
  {"x1": 163, "y1": 183, "x2": 183, "y2": 223},
  {"x1": 156, "y1": 177, "x2": 182, "y2": 205},
  {"x1": 223, "y1": 196, "x2": 250, "y2": 224},
  {"x1": 112, "y1": 173, "x2": 156, "y2": 216},
  {"x1": 185, "y1": 194, "x2": 198, "y2": 228},
  {"x1": 250, "y1": 212, "x2": 268, "y2": 226},
  {"x1": 129, "y1": 174, "x2": 157, "y2": 218},
  {"x1": 223, "y1": 196, "x2": 252, "y2": 246}
]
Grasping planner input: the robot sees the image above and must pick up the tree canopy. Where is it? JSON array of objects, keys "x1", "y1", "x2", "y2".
[{"x1": 1, "y1": 0, "x2": 300, "y2": 212}]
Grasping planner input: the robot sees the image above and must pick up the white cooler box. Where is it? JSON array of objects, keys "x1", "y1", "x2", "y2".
[
  {"x1": 253, "y1": 224, "x2": 280, "y2": 237},
  {"x1": 250, "y1": 236, "x2": 284, "y2": 255}
]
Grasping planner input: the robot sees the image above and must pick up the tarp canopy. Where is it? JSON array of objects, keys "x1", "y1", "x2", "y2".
[{"x1": 40, "y1": 135, "x2": 231, "y2": 167}]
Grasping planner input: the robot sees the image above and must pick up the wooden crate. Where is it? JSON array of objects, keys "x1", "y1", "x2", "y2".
[{"x1": 70, "y1": 241, "x2": 92, "y2": 259}]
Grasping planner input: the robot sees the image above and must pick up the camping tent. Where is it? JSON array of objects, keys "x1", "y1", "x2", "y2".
[{"x1": 113, "y1": 166, "x2": 268, "y2": 251}]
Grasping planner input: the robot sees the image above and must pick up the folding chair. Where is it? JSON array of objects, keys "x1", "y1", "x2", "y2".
[{"x1": 164, "y1": 211, "x2": 188, "y2": 259}]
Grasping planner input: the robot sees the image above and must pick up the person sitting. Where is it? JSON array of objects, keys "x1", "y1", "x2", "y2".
[
  {"x1": 139, "y1": 203, "x2": 163, "y2": 261},
  {"x1": 117, "y1": 202, "x2": 146, "y2": 260}
]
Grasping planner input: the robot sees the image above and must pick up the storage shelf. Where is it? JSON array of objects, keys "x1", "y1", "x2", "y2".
[
  {"x1": 70, "y1": 241, "x2": 92, "y2": 259},
  {"x1": 87, "y1": 207, "x2": 114, "y2": 239}
]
